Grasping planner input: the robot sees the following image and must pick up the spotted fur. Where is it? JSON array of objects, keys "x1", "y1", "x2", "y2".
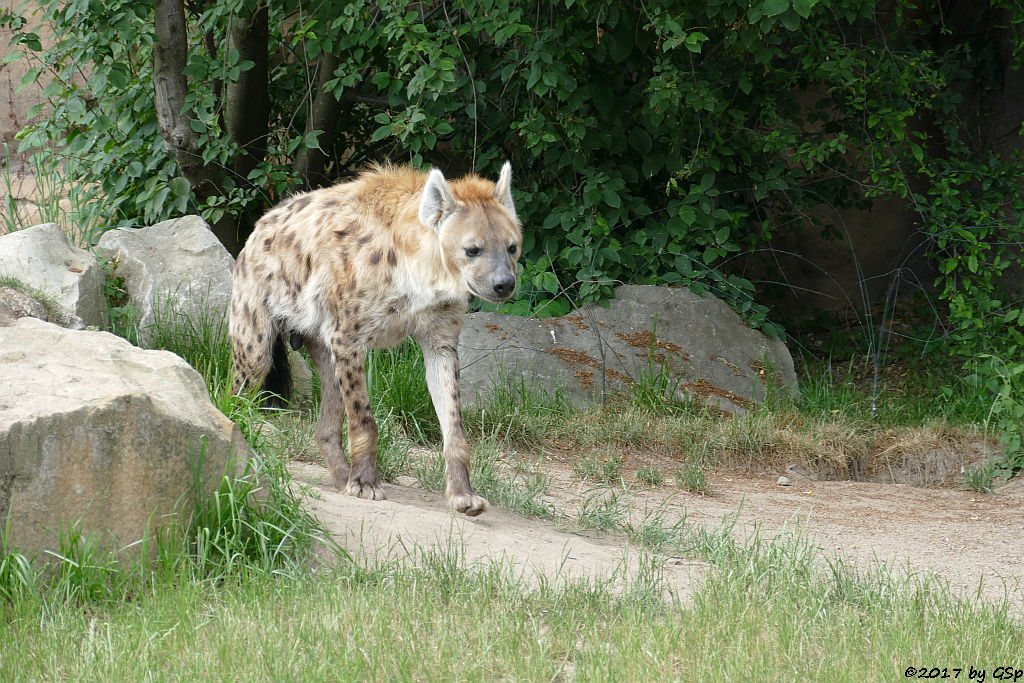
[{"x1": 229, "y1": 163, "x2": 522, "y2": 515}]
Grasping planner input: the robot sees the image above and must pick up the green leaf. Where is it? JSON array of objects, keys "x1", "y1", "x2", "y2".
[
  {"x1": 684, "y1": 32, "x2": 707, "y2": 53},
  {"x1": 763, "y1": 0, "x2": 790, "y2": 17},
  {"x1": 738, "y1": 73, "x2": 753, "y2": 95},
  {"x1": 169, "y1": 177, "x2": 191, "y2": 198},
  {"x1": 779, "y1": 9, "x2": 800, "y2": 30},
  {"x1": 628, "y1": 128, "x2": 652, "y2": 156},
  {"x1": 534, "y1": 271, "x2": 560, "y2": 294},
  {"x1": 304, "y1": 130, "x2": 323, "y2": 149},
  {"x1": 602, "y1": 188, "x2": 621, "y2": 208},
  {"x1": 108, "y1": 67, "x2": 128, "y2": 89},
  {"x1": 642, "y1": 152, "x2": 663, "y2": 178},
  {"x1": 792, "y1": 0, "x2": 815, "y2": 18}
]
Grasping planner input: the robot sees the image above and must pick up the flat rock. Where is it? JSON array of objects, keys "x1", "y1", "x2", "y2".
[
  {"x1": 0, "y1": 223, "x2": 107, "y2": 327},
  {"x1": 0, "y1": 318, "x2": 251, "y2": 559},
  {"x1": 458, "y1": 284, "x2": 797, "y2": 414}
]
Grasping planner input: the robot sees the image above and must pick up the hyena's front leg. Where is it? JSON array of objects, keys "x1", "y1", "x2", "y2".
[
  {"x1": 417, "y1": 329, "x2": 488, "y2": 516},
  {"x1": 331, "y1": 343, "x2": 385, "y2": 500},
  {"x1": 304, "y1": 336, "x2": 350, "y2": 489}
]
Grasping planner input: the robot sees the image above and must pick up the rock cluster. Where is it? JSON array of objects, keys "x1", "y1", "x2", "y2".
[{"x1": 0, "y1": 220, "x2": 250, "y2": 559}]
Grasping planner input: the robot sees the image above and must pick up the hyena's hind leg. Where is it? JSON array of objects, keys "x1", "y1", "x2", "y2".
[{"x1": 303, "y1": 335, "x2": 351, "y2": 489}]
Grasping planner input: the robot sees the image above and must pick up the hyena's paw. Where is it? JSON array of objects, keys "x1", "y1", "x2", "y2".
[
  {"x1": 345, "y1": 477, "x2": 387, "y2": 501},
  {"x1": 449, "y1": 493, "x2": 489, "y2": 517},
  {"x1": 323, "y1": 456, "x2": 351, "y2": 491}
]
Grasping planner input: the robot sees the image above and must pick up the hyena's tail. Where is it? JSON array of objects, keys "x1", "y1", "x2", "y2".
[
  {"x1": 261, "y1": 331, "x2": 292, "y2": 408},
  {"x1": 229, "y1": 324, "x2": 292, "y2": 408}
]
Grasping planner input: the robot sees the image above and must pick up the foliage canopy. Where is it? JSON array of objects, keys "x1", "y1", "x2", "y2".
[{"x1": 4, "y1": 1, "x2": 1024, "y2": 364}]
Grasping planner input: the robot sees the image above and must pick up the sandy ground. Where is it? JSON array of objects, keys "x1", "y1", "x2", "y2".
[
  {"x1": 289, "y1": 461, "x2": 709, "y2": 603},
  {"x1": 290, "y1": 459, "x2": 1024, "y2": 612}
]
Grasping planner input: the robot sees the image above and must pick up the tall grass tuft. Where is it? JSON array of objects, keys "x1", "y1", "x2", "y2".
[
  {"x1": 43, "y1": 521, "x2": 127, "y2": 605},
  {"x1": 573, "y1": 449, "x2": 625, "y2": 485},
  {"x1": 0, "y1": 515, "x2": 39, "y2": 607},
  {"x1": 470, "y1": 439, "x2": 552, "y2": 518},
  {"x1": 142, "y1": 289, "x2": 234, "y2": 391},
  {"x1": 411, "y1": 440, "x2": 552, "y2": 518},
  {"x1": 124, "y1": 292, "x2": 326, "y2": 581},
  {"x1": 465, "y1": 368, "x2": 572, "y2": 447},
  {"x1": 1, "y1": 144, "x2": 113, "y2": 244},
  {"x1": 169, "y1": 457, "x2": 320, "y2": 581},
  {"x1": 366, "y1": 340, "x2": 438, "y2": 443}
]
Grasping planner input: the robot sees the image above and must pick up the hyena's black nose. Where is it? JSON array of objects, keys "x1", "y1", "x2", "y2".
[{"x1": 492, "y1": 275, "x2": 515, "y2": 298}]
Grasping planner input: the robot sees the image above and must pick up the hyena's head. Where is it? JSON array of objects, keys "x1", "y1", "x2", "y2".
[{"x1": 418, "y1": 162, "x2": 522, "y2": 304}]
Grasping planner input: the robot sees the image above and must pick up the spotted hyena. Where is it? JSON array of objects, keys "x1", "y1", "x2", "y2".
[{"x1": 229, "y1": 163, "x2": 521, "y2": 516}]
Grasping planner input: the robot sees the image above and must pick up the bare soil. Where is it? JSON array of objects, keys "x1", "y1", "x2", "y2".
[
  {"x1": 290, "y1": 458, "x2": 1024, "y2": 612},
  {"x1": 289, "y1": 461, "x2": 710, "y2": 603}
]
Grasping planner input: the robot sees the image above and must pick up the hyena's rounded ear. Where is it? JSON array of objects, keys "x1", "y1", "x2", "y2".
[
  {"x1": 419, "y1": 168, "x2": 458, "y2": 230},
  {"x1": 494, "y1": 161, "x2": 516, "y2": 219}
]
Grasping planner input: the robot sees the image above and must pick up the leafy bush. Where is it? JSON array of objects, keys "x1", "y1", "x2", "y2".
[
  {"x1": 6, "y1": 1, "x2": 1024, "y2": 466},
  {"x1": 7, "y1": 1, "x2": 1016, "y2": 320}
]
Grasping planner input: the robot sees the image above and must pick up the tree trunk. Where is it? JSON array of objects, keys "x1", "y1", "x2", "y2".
[
  {"x1": 293, "y1": 53, "x2": 341, "y2": 189},
  {"x1": 152, "y1": 0, "x2": 242, "y2": 255},
  {"x1": 224, "y1": 5, "x2": 270, "y2": 185}
]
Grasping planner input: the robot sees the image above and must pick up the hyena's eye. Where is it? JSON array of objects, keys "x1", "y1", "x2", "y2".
[
  {"x1": 508, "y1": 244, "x2": 518, "y2": 255},
  {"x1": 465, "y1": 246, "x2": 481, "y2": 258}
]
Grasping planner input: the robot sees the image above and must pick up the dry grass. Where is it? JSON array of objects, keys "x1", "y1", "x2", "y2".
[{"x1": 550, "y1": 403, "x2": 988, "y2": 487}]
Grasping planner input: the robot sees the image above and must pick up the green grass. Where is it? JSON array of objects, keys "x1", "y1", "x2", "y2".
[
  {"x1": 2, "y1": 302, "x2": 1021, "y2": 681},
  {"x1": 573, "y1": 449, "x2": 625, "y2": 485},
  {"x1": 635, "y1": 464, "x2": 665, "y2": 486},
  {"x1": 412, "y1": 439, "x2": 553, "y2": 518},
  {"x1": 464, "y1": 367, "x2": 573, "y2": 447},
  {"x1": 575, "y1": 489, "x2": 627, "y2": 531},
  {"x1": 676, "y1": 458, "x2": 714, "y2": 494},
  {"x1": 2, "y1": 512, "x2": 1019, "y2": 681},
  {"x1": 796, "y1": 354, "x2": 992, "y2": 428},
  {"x1": 367, "y1": 340, "x2": 438, "y2": 443},
  {"x1": 963, "y1": 460, "x2": 998, "y2": 494},
  {"x1": 142, "y1": 288, "x2": 233, "y2": 384}
]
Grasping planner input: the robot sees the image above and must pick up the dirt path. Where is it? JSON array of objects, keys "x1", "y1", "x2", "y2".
[
  {"x1": 290, "y1": 460, "x2": 1024, "y2": 611},
  {"x1": 290, "y1": 462, "x2": 709, "y2": 603},
  {"x1": 550, "y1": 465, "x2": 1024, "y2": 607}
]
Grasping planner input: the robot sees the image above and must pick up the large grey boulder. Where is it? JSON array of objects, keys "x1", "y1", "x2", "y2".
[
  {"x1": 0, "y1": 318, "x2": 251, "y2": 560},
  {"x1": 0, "y1": 223, "x2": 107, "y2": 327},
  {"x1": 458, "y1": 285, "x2": 797, "y2": 414},
  {"x1": 96, "y1": 215, "x2": 234, "y2": 342}
]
